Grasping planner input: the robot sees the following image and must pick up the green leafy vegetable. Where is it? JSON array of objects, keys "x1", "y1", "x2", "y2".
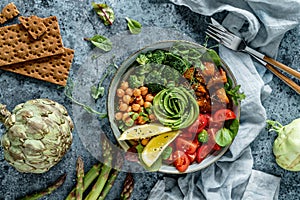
[
  {"x1": 92, "y1": 2, "x2": 115, "y2": 25},
  {"x1": 91, "y1": 69, "x2": 111, "y2": 100},
  {"x1": 85, "y1": 35, "x2": 112, "y2": 52},
  {"x1": 126, "y1": 17, "x2": 142, "y2": 34},
  {"x1": 224, "y1": 77, "x2": 246, "y2": 105},
  {"x1": 64, "y1": 80, "x2": 107, "y2": 119},
  {"x1": 228, "y1": 119, "x2": 239, "y2": 138},
  {"x1": 215, "y1": 128, "x2": 233, "y2": 147},
  {"x1": 136, "y1": 54, "x2": 149, "y2": 65},
  {"x1": 128, "y1": 75, "x2": 145, "y2": 88},
  {"x1": 145, "y1": 83, "x2": 166, "y2": 94}
]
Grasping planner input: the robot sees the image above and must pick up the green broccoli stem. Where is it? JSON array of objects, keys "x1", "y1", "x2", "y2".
[
  {"x1": 85, "y1": 136, "x2": 113, "y2": 200},
  {"x1": 20, "y1": 174, "x2": 67, "y2": 200},
  {"x1": 65, "y1": 163, "x2": 102, "y2": 200},
  {"x1": 97, "y1": 169, "x2": 119, "y2": 200},
  {"x1": 266, "y1": 120, "x2": 283, "y2": 133},
  {"x1": 75, "y1": 157, "x2": 84, "y2": 200}
]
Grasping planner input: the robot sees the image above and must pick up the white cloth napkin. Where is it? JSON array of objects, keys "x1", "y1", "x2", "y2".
[{"x1": 148, "y1": 0, "x2": 300, "y2": 199}]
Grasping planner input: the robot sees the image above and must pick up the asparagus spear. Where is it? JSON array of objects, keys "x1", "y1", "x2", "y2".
[
  {"x1": 120, "y1": 173, "x2": 134, "y2": 200},
  {"x1": 76, "y1": 157, "x2": 84, "y2": 200},
  {"x1": 65, "y1": 163, "x2": 102, "y2": 200},
  {"x1": 97, "y1": 169, "x2": 119, "y2": 200},
  {"x1": 85, "y1": 136, "x2": 113, "y2": 200},
  {"x1": 19, "y1": 174, "x2": 67, "y2": 200}
]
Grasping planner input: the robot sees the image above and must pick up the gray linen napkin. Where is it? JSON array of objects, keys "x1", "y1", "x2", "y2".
[{"x1": 148, "y1": 0, "x2": 300, "y2": 199}]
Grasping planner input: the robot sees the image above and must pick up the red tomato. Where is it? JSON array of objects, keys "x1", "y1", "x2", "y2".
[
  {"x1": 196, "y1": 144, "x2": 214, "y2": 163},
  {"x1": 178, "y1": 131, "x2": 196, "y2": 140},
  {"x1": 213, "y1": 109, "x2": 236, "y2": 122},
  {"x1": 186, "y1": 152, "x2": 197, "y2": 163},
  {"x1": 175, "y1": 137, "x2": 198, "y2": 154},
  {"x1": 213, "y1": 143, "x2": 222, "y2": 151},
  {"x1": 173, "y1": 151, "x2": 190, "y2": 172},
  {"x1": 188, "y1": 114, "x2": 208, "y2": 134}
]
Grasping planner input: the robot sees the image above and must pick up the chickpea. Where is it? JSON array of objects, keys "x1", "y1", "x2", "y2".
[
  {"x1": 138, "y1": 106, "x2": 144, "y2": 113},
  {"x1": 137, "y1": 116, "x2": 147, "y2": 125},
  {"x1": 135, "y1": 95, "x2": 143, "y2": 102},
  {"x1": 132, "y1": 103, "x2": 141, "y2": 112},
  {"x1": 120, "y1": 81, "x2": 129, "y2": 90},
  {"x1": 141, "y1": 138, "x2": 150, "y2": 146},
  {"x1": 140, "y1": 86, "x2": 148, "y2": 96},
  {"x1": 144, "y1": 101, "x2": 152, "y2": 108},
  {"x1": 122, "y1": 112, "x2": 130, "y2": 122},
  {"x1": 145, "y1": 94, "x2": 154, "y2": 102},
  {"x1": 149, "y1": 114, "x2": 156, "y2": 121},
  {"x1": 137, "y1": 98, "x2": 144, "y2": 106},
  {"x1": 122, "y1": 95, "x2": 131, "y2": 104},
  {"x1": 129, "y1": 97, "x2": 135, "y2": 104},
  {"x1": 119, "y1": 103, "x2": 128, "y2": 112},
  {"x1": 125, "y1": 88, "x2": 133, "y2": 96},
  {"x1": 126, "y1": 106, "x2": 132, "y2": 112},
  {"x1": 115, "y1": 112, "x2": 123, "y2": 120},
  {"x1": 116, "y1": 89, "x2": 125, "y2": 98},
  {"x1": 133, "y1": 88, "x2": 142, "y2": 97}
]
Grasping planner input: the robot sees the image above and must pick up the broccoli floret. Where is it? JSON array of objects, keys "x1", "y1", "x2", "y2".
[{"x1": 128, "y1": 75, "x2": 145, "y2": 88}]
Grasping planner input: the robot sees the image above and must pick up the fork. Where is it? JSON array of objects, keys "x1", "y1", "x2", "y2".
[{"x1": 206, "y1": 19, "x2": 300, "y2": 94}]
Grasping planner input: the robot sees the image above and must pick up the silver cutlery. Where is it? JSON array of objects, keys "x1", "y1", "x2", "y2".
[{"x1": 206, "y1": 18, "x2": 300, "y2": 94}]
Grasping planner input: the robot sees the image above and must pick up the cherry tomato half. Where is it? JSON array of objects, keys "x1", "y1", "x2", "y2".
[
  {"x1": 196, "y1": 144, "x2": 214, "y2": 163},
  {"x1": 213, "y1": 109, "x2": 236, "y2": 122},
  {"x1": 175, "y1": 137, "x2": 198, "y2": 154},
  {"x1": 186, "y1": 151, "x2": 197, "y2": 163},
  {"x1": 188, "y1": 114, "x2": 208, "y2": 134},
  {"x1": 173, "y1": 150, "x2": 190, "y2": 172}
]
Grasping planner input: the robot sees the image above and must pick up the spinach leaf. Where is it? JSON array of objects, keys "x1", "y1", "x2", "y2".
[
  {"x1": 90, "y1": 68, "x2": 111, "y2": 100},
  {"x1": 215, "y1": 128, "x2": 233, "y2": 147},
  {"x1": 85, "y1": 35, "x2": 112, "y2": 52},
  {"x1": 92, "y1": 2, "x2": 115, "y2": 25},
  {"x1": 126, "y1": 17, "x2": 142, "y2": 34},
  {"x1": 229, "y1": 119, "x2": 239, "y2": 137},
  {"x1": 136, "y1": 54, "x2": 149, "y2": 65}
]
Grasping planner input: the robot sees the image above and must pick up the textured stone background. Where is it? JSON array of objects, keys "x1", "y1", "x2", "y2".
[{"x1": 0, "y1": 0, "x2": 299, "y2": 199}]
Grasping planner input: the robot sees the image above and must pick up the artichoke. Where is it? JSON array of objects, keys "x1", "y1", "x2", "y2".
[{"x1": 0, "y1": 99, "x2": 73, "y2": 173}]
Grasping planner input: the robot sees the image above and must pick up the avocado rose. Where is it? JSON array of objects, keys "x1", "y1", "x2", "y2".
[{"x1": 152, "y1": 86, "x2": 199, "y2": 130}]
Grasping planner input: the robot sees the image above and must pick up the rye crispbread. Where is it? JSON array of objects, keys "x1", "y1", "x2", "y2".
[
  {"x1": 19, "y1": 16, "x2": 47, "y2": 40},
  {"x1": 1, "y1": 48, "x2": 74, "y2": 86},
  {"x1": 0, "y1": 3, "x2": 19, "y2": 24},
  {"x1": 0, "y1": 16, "x2": 65, "y2": 67}
]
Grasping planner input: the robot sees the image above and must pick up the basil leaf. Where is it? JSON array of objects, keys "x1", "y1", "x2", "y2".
[
  {"x1": 229, "y1": 119, "x2": 239, "y2": 138},
  {"x1": 215, "y1": 128, "x2": 233, "y2": 147},
  {"x1": 126, "y1": 17, "x2": 142, "y2": 34},
  {"x1": 86, "y1": 35, "x2": 112, "y2": 52},
  {"x1": 92, "y1": 2, "x2": 115, "y2": 25}
]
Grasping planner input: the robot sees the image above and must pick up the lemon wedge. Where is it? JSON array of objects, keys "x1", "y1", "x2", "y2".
[
  {"x1": 141, "y1": 130, "x2": 181, "y2": 167},
  {"x1": 118, "y1": 123, "x2": 172, "y2": 141}
]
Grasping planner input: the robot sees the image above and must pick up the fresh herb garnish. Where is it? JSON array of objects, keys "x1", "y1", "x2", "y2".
[
  {"x1": 64, "y1": 80, "x2": 107, "y2": 119},
  {"x1": 125, "y1": 17, "x2": 142, "y2": 34},
  {"x1": 215, "y1": 128, "x2": 233, "y2": 147},
  {"x1": 224, "y1": 77, "x2": 246, "y2": 105},
  {"x1": 92, "y1": 2, "x2": 115, "y2": 25},
  {"x1": 84, "y1": 35, "x2": 112, "y2": 52},
  {"x1": 91, "y1": 69, "x2": 111, "y2": 100}
]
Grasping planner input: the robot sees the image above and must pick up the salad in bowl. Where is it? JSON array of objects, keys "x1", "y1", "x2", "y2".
[{"x1": 108, "y1": 40, "x2": 244, "y2": 173}]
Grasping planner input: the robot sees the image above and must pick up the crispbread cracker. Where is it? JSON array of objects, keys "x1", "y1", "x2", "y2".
[
  {"x1": 0, "y1": 3, "x2": 19, "y2": 24},
  {"x1": 1, "y1": 48, "x2": 74, "y2": 86},
  {"x1": 19, "y1": 16, "x2": 46, "y2": 39},
  {"x1": 0, "y1": 16, "x2": 64, "y2": 67}
]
